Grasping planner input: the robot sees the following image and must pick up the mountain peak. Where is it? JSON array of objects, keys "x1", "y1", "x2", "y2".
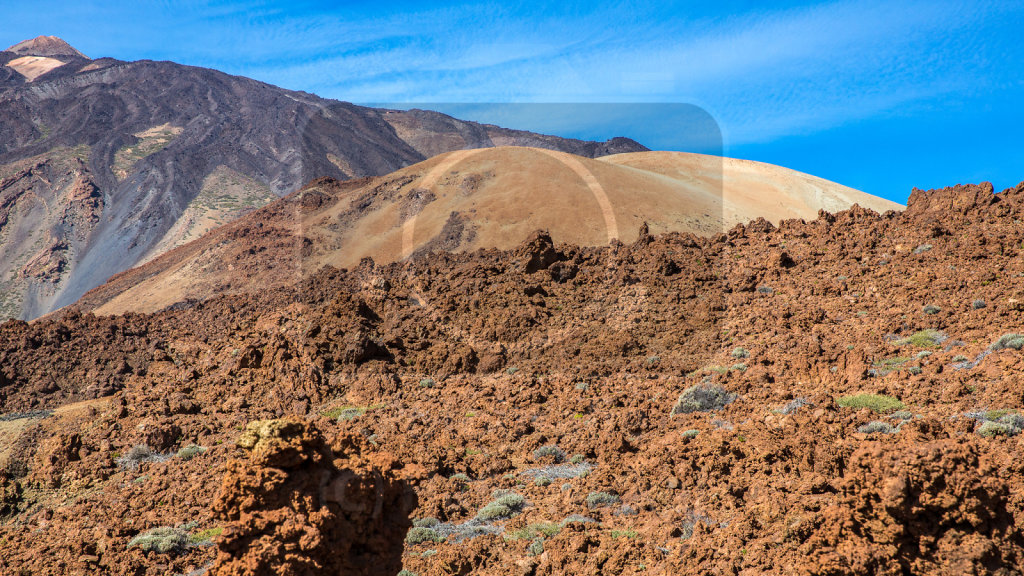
[{"x1": 5, "y1": 35, "x2": 87, "y2": 58}]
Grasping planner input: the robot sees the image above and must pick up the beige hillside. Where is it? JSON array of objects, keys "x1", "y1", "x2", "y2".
[
  {"x1": 77, "y1": 146, "x2": 903, "y2": 315},
  {"x1": 5, "y1": 56, "x2": 67, "y2": 81}
]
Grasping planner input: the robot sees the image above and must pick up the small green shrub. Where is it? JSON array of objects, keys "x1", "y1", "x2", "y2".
[
  {"x1": 858, "y1": 421, "x2": 896, "y2": 434},
  {"x1": 188, "y1": 527, "x2": 223, "y2": 545},
  {"x1": 990, "y1": 334, "x2": 1024, "y2": 351},
  {"x1": 610, "y1": 529, "x2": 639, "y2": 538},
  {"x1": 907, "y1": 366, "x2": 922, "y2": 375},
  {"x1": 891, "y1": 411, "x2": 913, "y2": 421},
  {"x1": 915, "y1": 350, "x2": 932, "y2": 360},
  {"x1": 413, "y1": 517, "x2": 440, "y2": 528},
  {"x1": 586, "y1": 491, "x2": 620, "y2": 509},
  {"x1": 506, "y1": 366, "x2": 519, "y2": 375},
  {"x1": 952, "y1": 354, "x2": 969, "y2": 362},
  {"x1": 128, "y1": 526, "x2": 188, "y2": 554},
  {"x1": 476, "y1": 493, "x2": 526, "y2": 521},
  {"x1": 176, "y1": 444, "x2": 207, "y2": 461},
  {"x1": 534, "y1": 476, "x2": 552, "y2": 486},
  {"x1": 528, "y1": 537, "x2": 545, "y2": 556},
  {"x1": 836, "y1": 394, "x2": 905, "y2": 413},
  {"x1": 419, "y1": 378, "x2": 435, "y2": 388},
  {"x1": 972, "y1": 299, "x2": 986, "y2": 309},
  {"x1": 895, "y1": 329, "x2": 947, "y2": 348},
  {"x1": 569, "y1": 454, "x2": 585, "y2": 464},
  {"x1": 671, "y1": 384, "x2": 736, "y2": 415},
  {"x1": 398, "y1": 570, "x2": 418, "y2": 576},
  {"x1": 730, "y1": 363, "x2": 747, "y2": 372},
  {"x1": 922, "y1": 304, "x2": 941, "y2": 315},
  {"x1": 913, "y1": 244, "x2": 933, "y2": 254},
  {"x1": 405, "y1": 526, "x2": 444, "y2": 545},
  {"x1": 508, "y1": 522, "x2": 561, "y2": 540},
  {"x1": 978, "y1": 421, "x2": 1020, "y2": 438},
  {"x1": 731, "y1": 347, "x2": 749, "y2": 359},
  {"x1": 681, "y1": 429, "x2": 700, "y2": 439},
  {"x1": 532, "y1": 445, "x2": 566, "y2": 463}
]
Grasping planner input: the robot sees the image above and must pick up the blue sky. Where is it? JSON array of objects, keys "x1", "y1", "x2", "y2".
[{"x1": 4, "y1": 0, "x2": 1023, "y2": 203}]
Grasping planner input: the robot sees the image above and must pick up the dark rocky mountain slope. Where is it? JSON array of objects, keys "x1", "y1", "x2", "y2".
[{"x1": 0, "y1": 36, "x2": 644, "y2": 320}]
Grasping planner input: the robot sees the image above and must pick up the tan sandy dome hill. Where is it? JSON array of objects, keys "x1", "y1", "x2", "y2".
[{"x1": 74, "y1": 146, "x2": 903, "y2": 315}]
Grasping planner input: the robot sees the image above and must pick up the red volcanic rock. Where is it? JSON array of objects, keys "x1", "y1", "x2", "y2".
[
  {"x1": 209, "y1": 419, "x2": 416, "y2": 576},
  {"x1": 807, "y1": 435, "x2": 1024, "y2": 575}
]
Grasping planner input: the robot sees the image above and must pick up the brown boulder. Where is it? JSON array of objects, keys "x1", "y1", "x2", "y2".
[{"x1": 209, "y1": 419, "x2": 416, "y2": 576}]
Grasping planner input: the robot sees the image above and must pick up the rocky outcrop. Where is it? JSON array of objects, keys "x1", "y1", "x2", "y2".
[
  {"x1": 210, "y1": 420, "x2": 416, "y2": 576},
  {"x1": 0, "y1": 177, "x2": 1023, "y2": 574}
]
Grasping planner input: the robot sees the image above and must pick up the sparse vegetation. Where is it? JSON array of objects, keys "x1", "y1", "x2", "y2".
[
  {"x1": 858, "y1": 421, "x2": 897, "y2": 434},
  {"x1": 681, "y1": 429, "x2": 700, "y2": 439},
  {"x1": 990, "y1": 334, "x2": 1024, "y2": 351},
  {"x1": 508, "y1": 522, "x2": 561, "y2": 540},
  {"x1": 176, "y1": 444, "x2": 206, "y2": 461},
  {"x1": 968, "y1": 410, "x2": 1024, "y2": 437},
  {"x1": 419, "y1": 378, "x2": 435, "y2": 388},
  {"x1": 476, "y1": 492, "x2": 526, "y2": 521},
  {"x1": 978, "y1": 421, "x2": 1021, "y2": 438},
  {"x1": 323, "y1": 403, "x2": 384, "y2": 420},
  {"x1": 836, "y1": 394, "x2": 905, "y2": 413},
  {"x1": 671, "y1": 384, "x2": 736, "y2": 415},
  {"x1": 895, "y1": 329, "x2": 947, "y2": 348},
  {"x1": 972, "y1": 299, "x2": 987, "y2": 309},
  {"x1": 188, "y1": 526, "x2": 223, "y2": 545},
  {"x1": 586, "y1": 491, "x2": 620, "y2": 509},
  {"x1": 405, "y1": 526, "x2": 445, "y2": 545},
  {"x1": 913, "y1": 244, "x2": 933, "y2": 254},
  {"x1": 116, "y1": 445, "x2": 170, "y2": 470},
  {"x1": 128, "y1": 526, "x2": 190, "y2": 554},
  {"x1": 731, "y1": 347, "x2": 749, "y2": 359},
  {"x1": 922, "y1": 304, "x2": 941, "y2": 315},
  {"x1": 779, "y1": 397, "x2": 811, "y2": 415},
  {"x1": 533, "y1": 445, "x2": 566, "y2": 463}
]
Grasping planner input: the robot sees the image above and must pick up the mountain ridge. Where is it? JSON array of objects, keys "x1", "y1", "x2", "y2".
[
  {"x1": 0, "y1": 37, "x2": 645, "y2": 320},
  {"x1": 71, "y1": 146, "x2": 902, "y2": 316}
]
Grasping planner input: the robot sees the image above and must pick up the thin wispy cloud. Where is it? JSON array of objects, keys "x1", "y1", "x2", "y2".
[{"x1": 3, "y1": 0, "x2": 1023, "y2": 200}]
